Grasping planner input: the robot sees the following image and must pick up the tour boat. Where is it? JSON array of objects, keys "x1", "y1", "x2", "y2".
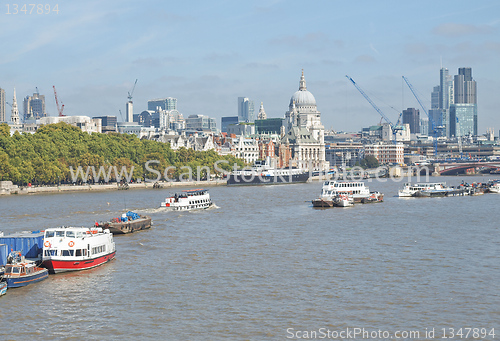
[
  {"x1": 2, "y1": 251, "x2": 48, "y2": 288},
  {"x1": 0, "y1": 281, "x2": 6, "y2": 296},
  {"x1": 313, "y1": 180, "x2": 383, "y2": 205},
  {"x1": 42, "y1": 226, "x2": 116, "y2": 274},
  {"x1": 160, "y1": 189, "x2": 214, "y2": 211},
  {"x1": 398, "y1": 182, "x2": 447, "y2": 197},
  {"x1": 97, "y1": 211, "x2": 152, "y2": 235},
  {"x1": 227, "y1": 159, "x2": 310, "y2": 186}
]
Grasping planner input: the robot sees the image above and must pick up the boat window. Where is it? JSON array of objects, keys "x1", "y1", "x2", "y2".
[
  {"x1": 5, "y1": 266, "x2": 12, "y2": 274},
  {"x1": 45, "y1": 231, "x2": 55, "y2": 238},
  {"x1": 66, "y1": 231, "x2": 75, "y2": 238},
  {"x1": 76, "y1": 249, "x2": 82, "y2": 257},
  {"x1": 62, "y1": 250, "x2": 74, "y2": 256},
  {"x1": 56, "y1": 231, "x2": 65, "y2": 237},
  {"x1": 12, "y1": 267, "x2": 20, "y2": 274}
]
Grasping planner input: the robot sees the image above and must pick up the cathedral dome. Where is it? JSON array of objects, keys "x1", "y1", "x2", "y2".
[
  {"x1": 290, "y1": 89, "x2": 316, "y2": 107},
  {"x1": 289, "y1": 70, "x2": 317, "y2": 107}
]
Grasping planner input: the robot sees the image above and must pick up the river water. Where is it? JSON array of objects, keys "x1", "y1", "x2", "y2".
[{"x1": 1, "y1": 176, "x2": 499, "y2": 340}]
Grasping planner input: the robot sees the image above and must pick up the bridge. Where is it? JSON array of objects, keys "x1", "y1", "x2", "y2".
[{"x1": 433, "y1": 162, "x2": 500, "y2": 175}]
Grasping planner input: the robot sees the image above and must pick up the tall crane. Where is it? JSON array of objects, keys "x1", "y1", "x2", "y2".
[
  {"x1": 53, "y1": 85, "x2": 65, "y2": 117},
  {"x1": 128, "y1": 79, "x2": 138, "y2": 101},
  {"x1": 346, "y1": 75, "x2": 402, "y2": 140},
  {"x1": 401, "y1": 76, "x2": 438, "y2": 156}
]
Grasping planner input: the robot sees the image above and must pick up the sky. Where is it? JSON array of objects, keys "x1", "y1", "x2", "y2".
[{"x1": 1, "y1": 0, "x2": 499, "y2": 134}]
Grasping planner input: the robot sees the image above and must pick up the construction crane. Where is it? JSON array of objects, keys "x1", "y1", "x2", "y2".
[
  {"x1": 128, "y1": 79, "x2": 138, "y2": 101},
  {"x1": 346, "y1": 75, "x2": 402, "y2": 140},
  {"x1": 119, "y1": 109, "x2": 124, "y2": 121},
  {"x1": 53, "y1": 85, "x2": 65, "y2": 117},
  {"x1": 401, "y1": 76, "x2": 438, "y2": 156}
]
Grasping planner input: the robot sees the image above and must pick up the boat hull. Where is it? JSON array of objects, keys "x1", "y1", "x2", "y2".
[
  {"x1": 42, "y1": 251, "x2": 116, "y2": 274},
  {"x1": 4, "y1": 268, "x2": 49, "y2": 288},
  {"x1": 312, "y1": 198, "x2": 334, "y2": 207},
  {"x1": 227, "y1": 172, "x2": 310, "y2": 186},
  {"x1": 99, "y1": 217, "x2": 152, "y2": 235},
  {"x1": 0, "y1": 282, "x2": 7, "y2": 295}
]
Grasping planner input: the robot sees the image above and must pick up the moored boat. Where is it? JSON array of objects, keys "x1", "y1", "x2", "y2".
[
  {"x1": 488, "y1": 180, "x2": 500, "y2": 193},
  {"x1": 161, "y1": 189, "x2": 214, "y2": 211},
  {"x1": 42, "y1": 226, "x2": 116, "y2": 274},
  {"x1": 227, "y1": 158, "x2": 310, "y2": 186},
  {"x1": 0, "y1": 281, "x2": 6, "y2": 296},
  {"x1": 2, "y1": 251, "x2": 48, "y2": 288},
  {"x1": 97, "y1": 211, "x2": 152, "y2": 235},
  {"x1": 398, "y1": 182, "x2": 447, "y2": 197},
  {"x1": 333, "y1": 194, "x2": 354, "y2": 207}
]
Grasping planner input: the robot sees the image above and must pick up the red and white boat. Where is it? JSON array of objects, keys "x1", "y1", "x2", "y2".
[{"x1": 42, "y1": 226, "x2": 116, "y2": 274}]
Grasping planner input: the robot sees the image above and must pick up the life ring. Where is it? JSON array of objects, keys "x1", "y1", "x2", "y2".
[
  {"x1": 68, "y1": 241, "x2": 75, "y2": 247},
  {"x1": 44, "y1": 240, "x2": 51, "y2": 248}
]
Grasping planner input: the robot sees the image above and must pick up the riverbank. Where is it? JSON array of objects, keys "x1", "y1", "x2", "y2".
[{"x1": 0, "y1": 179, "x2": 228, "y2": 196}]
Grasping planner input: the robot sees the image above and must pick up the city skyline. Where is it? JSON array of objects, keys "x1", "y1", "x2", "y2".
[{"x1": 1, "y1": 0, "x2": 499, "y2": 134}]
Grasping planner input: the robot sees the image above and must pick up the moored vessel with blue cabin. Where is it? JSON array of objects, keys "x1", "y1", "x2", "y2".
[{"x1": 2, "y1": 251, "x2": 48, "y2": 288}]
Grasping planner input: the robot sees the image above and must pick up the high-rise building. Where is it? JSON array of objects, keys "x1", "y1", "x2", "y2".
[
  {"x1": 0, "y1": 88, "x2": 5, "y2": 122},
  {"x1": 450, "y1": 67, "x2": 477, "y2": 137},
  {"x1": 238, "y1": 97, "x2": 254, "y2": 122},
  {"x1": 148, "y1": 98, "x2": 177, "y2": 111},
  {"x1": 23, "y1": 92, "x2": 45, "y2": 119},
  {"x1": 221, "y1": 116, "x2": 239, "y2": 133},
  {"x1": 402, "y1": 108, "x2": 420, "y2": 134},
  {"x1": 438, "y1": 67, "x2": 454, "y2": 137}
]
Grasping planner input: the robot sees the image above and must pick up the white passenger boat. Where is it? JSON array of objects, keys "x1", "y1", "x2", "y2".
[
  {"x1": 488, "y1": 181, "x2": 500, "y2": 193},
  {"x1": 160, "y1": 189, "x2": 214, "y2": 211},
  {"x1": 312, "y1": 180, "x2": 383, "y2": 207},
  {"x1": 42, "y1": 226, "x2": 116, "y2": 274},
  {"x1": 398, "y1": 182, "x2": 447, "y2": 197}
]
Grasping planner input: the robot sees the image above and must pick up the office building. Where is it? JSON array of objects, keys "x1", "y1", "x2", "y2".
[
  {"x1": 185, "y1": 114, "x2": 217, "y2": 132},
  {"x1": 255, "y1": 118, "x2": 284, "y2": 135},
  {"x1": 450, "y1": 67, "x2": 477, "y2": 137},
  {"x1": 23, "y1": 92, "x2": 45, "y2": 119},
  {"x1": 238, "y1": 97, "x2": 254, "y2": 122},
  {"x1": 148, "y1": 98, "x2": 177, "y2": 111},
  {"x1": 402, "y1": 108, "x2": 420, "y2": 134},
  {"x1": 221, "y1": 116, "x2": 239, "y2": 133}
]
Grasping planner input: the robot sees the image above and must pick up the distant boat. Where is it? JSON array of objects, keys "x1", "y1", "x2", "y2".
[
  {"x1": 398, "y1": 182, "x2": 447, "y2": 197},
  {"x1": 488, "y1": 180, "x2": 500, "y2": 193},
  {"x1": 227, "y1": 159, "x2": 309, "y2": 186},
  {"x1": 312, "y1": 180, "x2": 383, "y2": 207},
  {"x1": 161, "y1": 189, "x2": 214, "y2": 211},
  {"x1": 97, "y1": 211, "x2": 152, "y2": 235},
  {"x1": 2, "y1": 251, "x2": 48, "y2": 288}
]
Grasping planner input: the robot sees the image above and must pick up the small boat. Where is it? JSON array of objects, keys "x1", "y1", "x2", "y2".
[
  {"x1": 42, "y1": 226, "x2": 116, "y2": 274},
  {"x1": 2, "y1": 251, "x2": 48, "y2": 288},
  {"x1": 398, "y1": 182, "x2": 447, "y2": 197},
  {"x1": 160, "y1": 189, "x2": 214, "y2": 211},
  {"x1": 0, "y1": 281, "x2": 7, "y2": 296},
  {"x1": 333, "y1": 194, "x2": 354, "y2": 207},
  {"x1": 488, "y1": 181, "x2": 500, "y2": 193},
  {"x1": 97, "y1": 211, "x2": 152, "y2": 235}
]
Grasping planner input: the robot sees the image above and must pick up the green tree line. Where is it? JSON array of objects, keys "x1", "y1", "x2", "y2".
[{"x1": 0, "y1": 122, "x2": 245, "y2": 185}]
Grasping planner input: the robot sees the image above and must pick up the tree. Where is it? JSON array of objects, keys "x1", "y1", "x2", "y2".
[{"x1": 360, "y1": 156, "x2": 379, "y2": 169}]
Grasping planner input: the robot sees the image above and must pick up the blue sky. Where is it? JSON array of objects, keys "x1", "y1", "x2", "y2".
[{"x1": 1, "y1": 0, "x2": 499, "y2": 133}]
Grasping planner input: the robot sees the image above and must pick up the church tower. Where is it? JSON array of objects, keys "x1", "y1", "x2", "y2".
[{"x1": 10, "y1": 88, "x2": 20, "y2": 125}]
